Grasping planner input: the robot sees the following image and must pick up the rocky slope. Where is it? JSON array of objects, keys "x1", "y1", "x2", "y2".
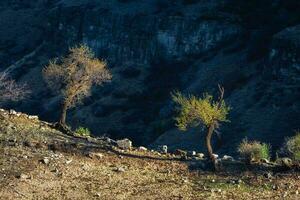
[
  {"x1": 0, "y1": 0, "x2": 300, "y2": 154},
  {"x1": 0, "y1": 109, "x2": 300, "y2": 199}
]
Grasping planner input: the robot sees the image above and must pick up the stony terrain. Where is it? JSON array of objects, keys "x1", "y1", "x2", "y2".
[{"x1": 0, "y1": 110, "x2": 300, "y2": 199}]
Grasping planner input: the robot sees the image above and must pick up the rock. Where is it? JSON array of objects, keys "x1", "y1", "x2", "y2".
[
  {"x1": 261, "y1": 158, "x2": 270, "y2": 163},
  {"x1": 114, "y1": 167, "x2": 126, "y2": 173},
  {"x1": 87, "y1": 152, "x2": 104, "y2": 159},
  {"x1": 213, "y1": 154, "x2": 219, "y2": 159},
  {"x1": 222, "y1": 155, "x2": 234, "y2": 161},
  {"x1": 9, "y1": 109, "x2": 17, "y2": 115},
  {"x1": 187, "y1": 151, "x2": 197, "y2": 157},
  {"x1": 65, "y1": 160, "x2": 73, "y2": 165},
  {"x1": 264, "y1": 172, "x2": 273, "y2": 179},
  {"x1": 138, "y1": 146, "x2": 148, "y2": 151},
  {"x1": 17, "y1": 173, "x2": 30, "y2": 180},
  {"x1": 272, "y1": 185, "x2": 279, "y2": 190},
  {"x1": 28, "y1": 115, "x2": 39, "y2": 120},
  {"x1": 278, "y1": 157, "x2": 293, "y2": 168},
  {"x1": 162, "y1": 145, "x2": 168, "y2": 154},
  {"x1": 157, "y1": 145, "x2": 168, "y2": 154},
  {"x1": 40, "y1": 157, "x2": 50, "y2": 165},
  {"x1": 196, "y1": 153, "x2": 205, "y2": 159},
  {"x1": 116, "y1": 139, "x2": 132, "y2": 150}
]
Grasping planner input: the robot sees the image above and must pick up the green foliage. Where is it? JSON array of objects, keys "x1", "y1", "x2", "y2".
[
  {"x1": 171, "y1": 91, "x2": 230, "y2": 131},
  {"x1": 284, "y1": 132, "x2": 300, "y2": 161},
  {"x1": 74, "y1": 126, "x2": 91, "y2": 137},
  {"x1": 238, "y1": 139, "x2": 271, "y2": 162}
]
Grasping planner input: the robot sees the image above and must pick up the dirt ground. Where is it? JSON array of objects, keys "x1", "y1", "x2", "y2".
[{"x1": 0, "y1": 112, "x2": 300, "y2": 200}]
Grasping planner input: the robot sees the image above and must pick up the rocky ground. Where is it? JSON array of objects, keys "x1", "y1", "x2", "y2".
[{"x1": 0, "y1": 110, "x2": 299, "y2": 200}]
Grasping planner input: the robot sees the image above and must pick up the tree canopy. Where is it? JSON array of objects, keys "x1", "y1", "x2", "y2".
[{"x1": 172, "y1": 91, "x2": 230, "y2": 131}]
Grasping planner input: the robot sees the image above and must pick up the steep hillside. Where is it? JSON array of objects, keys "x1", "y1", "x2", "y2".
[
  {"x1": 0, "y1": 110, "x2": 300, "y2": 199},
  {"x1": 0, "y1": 0, "x2": 300, "y2": 154}
]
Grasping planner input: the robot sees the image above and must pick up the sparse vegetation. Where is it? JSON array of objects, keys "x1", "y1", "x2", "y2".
[
  {"x1": 238, "y1": 139, "x2": 271, "y2": 163},
  {"x1": 0, "y1": 72, "x2": 30, "y2": 103},
  {"x1": 43, "y1": 44, "x2": 112, "y2": 125},
  {"x1": 74, "y1": 126, "x2": 91, "y2": 137},
  {"x1": 282, "y1": 132, "x2": 300, "y2": 161},
  {"x1": 172, "y1": 85, "x2": 230, "y2": 168}
]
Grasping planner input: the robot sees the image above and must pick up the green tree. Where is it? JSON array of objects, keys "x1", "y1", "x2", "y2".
[
  {"x1": 172, "y1": 85, "x2": 230, "y2": 168},
  {"x1": 43, "y1": 44, "x2": 112, "y2": 125}
]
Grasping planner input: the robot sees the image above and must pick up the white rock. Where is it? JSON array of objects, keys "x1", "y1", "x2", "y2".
[
  {"x1": 116, "y1": 139, "x2": 132, "y2": 150},
  {"x1": 41, "y1": 157, "x2": 50, "y2": 165},
  {"x1": 65, "y1": 160, "x2": 73, "y2": 165},
  {"x1": 222, "y1": 155, "x2": 234, "y2": 161},
  {"x1": 213, "y1": 154, "x2": 219, "y2": 159},
  {"x1": 28, "y1": 115, "x2": 39, "y2": 120},
  {"x1": 138, "y1": 146, "x2": 148, "y2": 151},
  {"x1": 196, "y1": 153, "x2": 205, "y2": 159},
  {"x1": 9, "y1": 109, "x2": 17, "y2": 115},
  {"x1": 162, "y1": 145, "x2": 168, "y2": 154}
]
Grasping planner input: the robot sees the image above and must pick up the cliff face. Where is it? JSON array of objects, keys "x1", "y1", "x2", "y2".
[{"x1": 1, "y1": 0, "x2": 300, "y2": 153}]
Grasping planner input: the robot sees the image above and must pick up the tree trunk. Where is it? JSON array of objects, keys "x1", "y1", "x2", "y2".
[
  {"x1": 59, "y1": 102, "x2": 68, "y2": 125},
  {"x1": 206, "y1": 123, "x2": 217, "y2": 170}
]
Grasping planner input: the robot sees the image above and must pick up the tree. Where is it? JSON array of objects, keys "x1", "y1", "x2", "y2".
[
  {"x1": 0, "y1": 72, "x2": 30, "y2": 103},
  {"x1": 43, "y1": 44, "x2": 112, "y2": 125},
  {"x1": 172, "y1": 85, "x2": 230, "y2": 169}
]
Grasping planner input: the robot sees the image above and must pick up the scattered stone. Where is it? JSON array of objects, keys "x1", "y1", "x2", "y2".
[
  {"x1": 280, "y1": 157, "x2": 293, "y2": 168},
  {"x1": 87, "y1": 152, "x2": 104, "y2": 159},
  {"x1": 9, "y1": 109, "x2": 17, "y2": 115},
  {"x1": 264, "y1": 172, "x2": 273, "y2": 179},
  {"x1": 65, "y1": 160, "x2": 73, "y2": 165},
  {"x1": 212, "y1": 154, "x2": 219, "y2": 159},
  {"x1": 116, "y1": 139, "x2": 132, "y2": 150},
  {"x1": 261, "y1": 158, "x2": 270, "y2": 164},
  {"x1": 272, "y1": 185, "x2": 279, "y2": 190},
  {"x1": 138, "y1": 146, "x2": 148, "y2": 151},
  {"x1": 196, "y1": 153, "x2": 205, "y2": 159},
  {"x1": 162, "y1": 145, "x2": 168, "y2": 154},
  {"x1": 8, "y1": 138, "x2": 17, "y2": 146},
  {"x1": 114, "y1": 167, "x2": 126, "y2": 173},
  {"x1": 187, "y1": 151, "x2": 197, "y2": 157},
  {"x1": 17, "y1": 173, "x2": 30, "y2": 180},
  {"x1": 157, "y1": 145, "x2": 168, "y2": 154},
  {"x1": 28, "y1": 115, "x2": 39, "y2": 120},
  {"x1": 222, "y1": 155, "x2": 234, "y2": 161},
  {"x1": 95, "y1": 193, "x2": 101, "y2": 197},
  {"x1": 40, "y1": 157, "x2": 50, "y2": 165}
]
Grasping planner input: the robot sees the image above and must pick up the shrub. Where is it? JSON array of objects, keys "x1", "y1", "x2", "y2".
[
  {"x1": 74, "y1": 127, "x2": 91, "y2": 137},
  {"x1": 282, "y1": 132, "x2": 300, "y2": 161},
  {"x1": 238, "y1": 139, "x2": 271, "y2": 163}
]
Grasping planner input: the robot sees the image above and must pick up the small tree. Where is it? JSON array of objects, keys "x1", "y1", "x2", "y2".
[
  {"x1": 0, "y1": 72, "x2": 30, "y2": 103},
  {"x1": 43, "y1": 44, "x2": 112, "y2": 125},
  {"x1": 172, "y1": 85, "x2": 230, "y2": 168}
]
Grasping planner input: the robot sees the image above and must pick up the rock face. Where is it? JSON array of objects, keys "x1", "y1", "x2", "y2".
[{"x1": 1, "y1": 0, "x2": 300, "y2": 155}]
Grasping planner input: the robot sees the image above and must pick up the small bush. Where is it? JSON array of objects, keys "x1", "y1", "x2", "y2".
[
  {"x1": 238, "y1": 139, "x2": 271, "y2": 163},
  {"x1": 74, "y1": 127, "x2": 91, "y2": 137},
  {"x1": 282, "y1": 132, "x2": 300, "y2": 161}
]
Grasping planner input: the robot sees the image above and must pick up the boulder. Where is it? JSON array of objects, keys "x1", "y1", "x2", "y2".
[{"x1": 116, "y1": 139, "x2": 132, "y2": 150}]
